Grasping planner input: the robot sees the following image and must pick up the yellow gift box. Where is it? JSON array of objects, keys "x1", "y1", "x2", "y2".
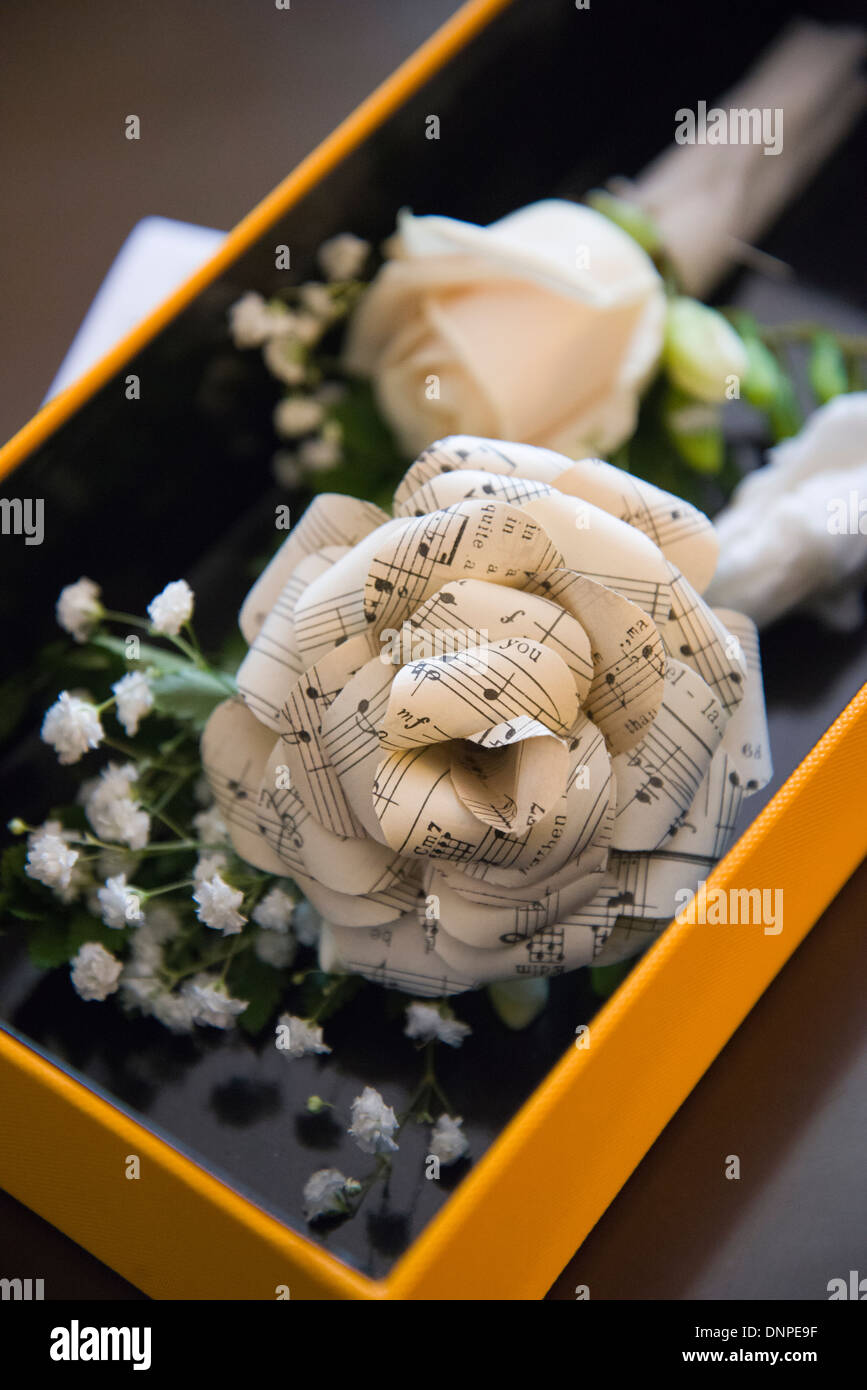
[{"x1": 1, "y1": 0, "x2": 864, "y2": 1299}]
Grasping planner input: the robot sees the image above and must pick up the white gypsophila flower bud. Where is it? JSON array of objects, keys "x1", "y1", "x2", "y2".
[
  {"x1": 41, "y1": 691, "x2": 104, "y2": 765},
  {"x1": 25, "y1": 821, "x2": 79, "y2": 891},
  {"x1": 193, "y1": 805, "x2": 229, "y2": 846},
  {"x1": 273, "y1": 396, "x2": 325, "y2": 439},
  {"x1": 255, "y1": 930, "x2": 296, "y2": 969},
  {"x1": 292, "y1": 900, "x2": 322, "y2": 948},
  {"x1": 252, "y1": 886, "x2": 296, "y2": 933},
  {"x1": 317, "y1": 233, "x2": 370, "y2": 283},
  {"x1": 97, "y1": 873, "x2": 143, "y2": 929},
  {"x1": 404, "y1": 1001, "x2": 471, "y2": 1048},
  {"x1": 56, "y1": 577, "x2": 103, "y2": 643},
  {"x1": 348, "y1": 1086, "x2": 399, "y2": 1155},
  {"x1": 275, "y1": 1013, "x2": 330, "y2": 1058},
  {"x1": 183, "y1": 973, "x2": 248, "y2": 1030},
  {"x1": 119, "y1": 972, "x2": 160, "y2": 1010},
  {"x1": 143, "y1": 902, "x2": 183, "y2": 943},
  {"x1": 192, "y1": 873, "x2": 247, "y2": 934},
  {"x1": 71, "y1": 942, "x2": 122, "y2": 1002},
  {"x1": 146, "y1": 579, "x2": 194, "y2": 636},
  {"x1": 314, "y1": 381, "x2": 348, "y2": 407},
  {"x1": 53, "y1": 858, "x2": 91, "y2": 906},
  {"x1": 112, "y1": 670, "x2": 154, "y2": 736},
  {"x1": 263, "y1": 336, "x2": 307, "y2": 386},
  {"x1": 96, "y1": 848, "x2": 141, "y2": 880},
  {"x1": 193, "y1": 851, "x2": 228, "y2": 885},
  {"x1": 429, "y1": 1114, "x2": 469, "y2": 1166},
  {"x1": 149, "y1": 988, "x2": 197, "y2": 1034},
  {"x1": 298, "y1": 435, "x2": 341, "y2": 472},
  {"x1": 129, "y1": 931, "x2": 164, "y2": 974},
  {"x1": 272, "y1": 450, "x2": 303, "y2": 489},
  {"x1": 82, "y1": 763, "x2": 150, "y2": 851},
  {"x1": 299, "y1": 282, "x2": 338, "y2": 321},
  {"x1": 302, "y1": 1168, "x2": 359, "y2": 1222},
  {"x1": 228, "y1": 292, "x2": 293, "y2": 349}
]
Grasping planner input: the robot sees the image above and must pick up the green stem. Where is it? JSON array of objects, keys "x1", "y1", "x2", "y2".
[{"x1": 756, "y1": 322, "x2": 867, "y2": 355}]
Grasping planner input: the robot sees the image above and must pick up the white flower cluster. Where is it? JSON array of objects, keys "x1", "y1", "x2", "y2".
[
  {"x1": 302, "y1": 1168, "x2": 362, "y2": 1223},
  {"x1": 111, "y1": 670, "x2": 154, "y2": 736},
  {"x1": 404, "y1": 1001, "x2": 471, "y2": 1048},
  {"x1": 71, "y1": 942, "x2": 122, "y2": 1002},
  {"x1": 25, "y1": 821, "x2": 82, "y2": 900},
  {"x1": 348, "y1": 1086, "x2": 399, "y2": 1155},
  {"x1": 193, "y1": 873, "x2": 247, "y2": 934},
  {"x1": 81, "y1": 763, "x2": 150, "y2": 851},
  {"x1": 41, "y1": 692, "x2": 104, "y2": 765},
  {"x1": 97, "y1": 873, "x2": 144, "y2": 928},
  {"x1": 429, "y1": 1114, "x2": 469, "y2": 1166},
  {"x1": 147, "y1": 579, "x2": 194, "y2": 637},
  {"x1": 227, "y1": 233, "x2": 370, "y2": 486},
  {"x1": 56, "y1": 577, "x2": 103, "y2": 643},
  {"x1": 276, "y1": 1013, "x2": 331, "y2": 1059}
]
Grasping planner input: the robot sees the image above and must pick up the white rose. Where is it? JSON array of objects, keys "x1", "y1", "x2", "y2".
[{"x1": 343, "y1": 200, "x2": 665, "y2": 459}]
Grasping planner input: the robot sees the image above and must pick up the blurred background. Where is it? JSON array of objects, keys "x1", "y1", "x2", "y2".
[{"x1": 0, "y1": 0, "x2": 464, "y2": 445}]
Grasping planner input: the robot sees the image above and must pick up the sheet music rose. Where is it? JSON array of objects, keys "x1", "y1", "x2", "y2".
[{"x1": 202, "y1": 435, "x2": 773, "y2": 995}]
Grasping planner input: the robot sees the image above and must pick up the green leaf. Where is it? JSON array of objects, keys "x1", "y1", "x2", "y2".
[
  {"x1": 67, "y1": 910, "x2": 123, "y2": 956},
  {"x1": 767, "y1": 371, "x2": 802, "y2": 442},
  {"x1": 150, "y1": 669, "x2": 235, "y2": 726},
  {"x1": 808, "y1": 332, "x2": 848, "y2": 405},
  {"x1": 586, "y1": 189, "x2": 661, "y2": 255},
  {"x1": 27, "y1": 916, "x2": 74, "y2": 970},
  {"x1": 741, "y1": 335, "x2": 781, "y2": 409},
  {"x1": 660, "y1": 383, "x2": 724, "y2": 474},
  {"x1": 309, "y1": 377, "x2": 408, "y2": 504},
  {"x1": 1, "y1": 843, "x2": 28, "y2": 890},
  {"x1": 228, "y1": 951, "x2": 287, "y2": 1036},
  {"x1": 90, "y1": 632, "x2": 194, "y2": 675},
  {"x1": 0, "y1": 678, "x2": 32, "y2": 743},
  {"x1": 589, "y1": 960, "x2": 633, "y2": 999}
]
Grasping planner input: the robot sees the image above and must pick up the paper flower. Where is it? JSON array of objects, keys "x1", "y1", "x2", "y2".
[
  {"x1": 202, "y1": 434, "x2": 772, "y2": 994},
  {"x1": 343, "y1": 201, "x2": 665, "y2": 459}
]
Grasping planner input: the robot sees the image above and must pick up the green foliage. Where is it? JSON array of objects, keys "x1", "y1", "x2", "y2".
[
  {"x1": 150, "y1": 669, "x2": 235, "y2": 727},
  {"x1": 808, "y1": 332, "x2": 848, "y2": 405},
  {"x1": 227, "y1": 951, "x2": 288, "y2": 1036},
  {"x1": 311, "y1": 377, "x2": 408, "y2": 509}
]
